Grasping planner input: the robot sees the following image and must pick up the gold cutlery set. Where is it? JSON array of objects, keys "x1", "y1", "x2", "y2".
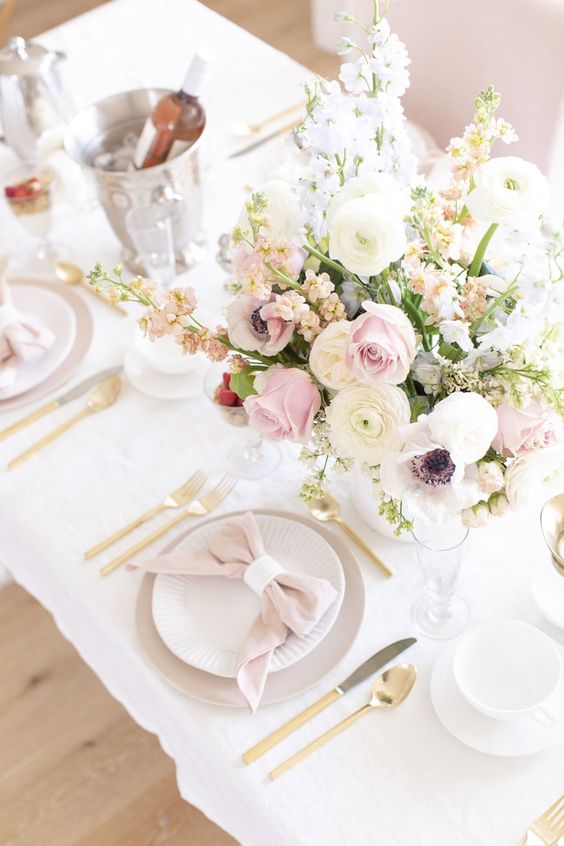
[
  {"x1": 0, "y1": 368, "x2": 123, "y2": 469},
  {"x1": 523, "y1": 795, "x2": 564, "y2": 846},
  {"x1": 243, "y1": 637, "x2": 417, "y2": 780}
]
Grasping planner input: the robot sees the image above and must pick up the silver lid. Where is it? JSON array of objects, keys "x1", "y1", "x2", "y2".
[{"x1": 0, "y1": 36, "x2": 63, "y2": 76}]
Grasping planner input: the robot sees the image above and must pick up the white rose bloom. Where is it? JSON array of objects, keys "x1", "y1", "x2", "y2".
[
  {"x1": 309, "y1": 321, "x2": 357, "y2": 391},
  {"x1": 326, "y1": 172, "x2": 409, "y2": 229},
  {"x1": 326, "y1": 383, "x2": 410, "y2": 462},
  {"x1": 505, "y1": 445, "x2": 564, "y2": 509},
  {"x1": 427, "y1": 392, "x2": 498, "y2": 464},
  {"x1": 238, "y1": 179, "x2": 300, "y2": 244},
  {"x1": 328, "y1": 193, "x2": 407, "y2": 276},
  {"x1": 466, "y1": 156, "x2": 550, "y2": 229}
]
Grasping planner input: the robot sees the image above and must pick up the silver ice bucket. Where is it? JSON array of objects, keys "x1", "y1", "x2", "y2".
[{"x1": 64, "y1": 88, "x2": 206, "y2": 273}]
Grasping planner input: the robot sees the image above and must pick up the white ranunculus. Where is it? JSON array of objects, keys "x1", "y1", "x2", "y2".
[
  {"x1": 505, "y1": 445, "x2": 564, "y2": 509},
  {"x1": 427, "y1": 392, "x2": 498, "y2": 464},
  {"x1": 328, "y1": 193, "x2": 407, "y2": 277},
  {"x1": 238, "y1": 179, "x2": 300, "y2": 244},
  {"x1": 326, "y1": 172, "x2": 409, "y2": 229},
  {"x1": 326, "y1": 383, "x2": 410, "y2": 462},
  {"x1": 466, "y1": 156, "x2": 550, "y2": 229},
  {"x1": 309, "y1": 321, "x2": 357, "y2": 391}
]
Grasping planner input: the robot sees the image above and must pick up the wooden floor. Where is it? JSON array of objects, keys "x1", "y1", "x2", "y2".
[
  {"x1": 1, "y1": 2, "x2": 337, "y2": 844},
  {"x1": 0, "y1": 585, "x2": 240, "y2": 846}
]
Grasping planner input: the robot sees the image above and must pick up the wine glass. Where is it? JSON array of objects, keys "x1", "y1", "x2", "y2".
[
  {"x1": 125, "y1": 204, "x2": 176, "y2": 288},
  {"x1": 1, "y1": 159, "x2": 63, "y2": 269},
  {"x1": 203, "y1": 361, "x2": 281, "y2": 480}
]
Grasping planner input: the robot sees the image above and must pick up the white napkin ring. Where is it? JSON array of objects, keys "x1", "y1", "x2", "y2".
[
  {"x1": 244, "y1": 554, "x2": 285, "y2": 596},
  {"x1": 0, "y1": 305, "x2": 21, "y2": 336}
]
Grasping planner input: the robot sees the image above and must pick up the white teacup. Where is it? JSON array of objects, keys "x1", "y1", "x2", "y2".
[
  {"x1": 132, "y1": 306, "x2": 216, "y2": 376},
  {"x1": 452, "y1": 619, "x2": 562, "y2": 725}
]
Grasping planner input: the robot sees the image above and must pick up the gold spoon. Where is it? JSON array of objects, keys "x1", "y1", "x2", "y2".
[
  {"x1": 55, "y1": 262, "x2": 127, "y2": 316},
  {"x1": 269, "y1": 663, "x2": 417, "y2": 780},
  {"x1": 308, "y1": 492, "x2": 393, "y2": 577},
  {"x1": 231, "y1": 100, "x2": 305, "y2": 138},
  {"x1": 8, "y1": 375, "x2": 122, "y2": 470}
]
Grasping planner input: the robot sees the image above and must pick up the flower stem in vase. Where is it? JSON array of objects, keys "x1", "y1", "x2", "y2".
[{"x1": 411, "y1": 520, "x2": 470, "y2": 639}]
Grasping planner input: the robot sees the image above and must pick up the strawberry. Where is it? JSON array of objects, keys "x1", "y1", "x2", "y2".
[
  {"x1": 4, "y1": 186, "x2": 16, "y2": 198},
  {"x1": 222, "y1": 371, "x2": 231, "y2": 388},
  {"x1": 235, "y1": 396, "x2": 244, "y2": 407},
  {"x1": 26, "y1": 178, "x2": 41, "y2": 194},
  {"x1": 218, "y1": 388, "x2": 238, "y2": 407},
  {"x1": 13, "y1": 184, "x2": 28, "y2": 199}
]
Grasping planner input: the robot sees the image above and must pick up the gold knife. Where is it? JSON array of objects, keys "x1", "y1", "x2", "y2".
[
  {"x1": 0, "y1": 366, "x2": 123, "y2": 441},
  {"x1": 242, "y1": 637, "x2": 416, "y2": 764}
]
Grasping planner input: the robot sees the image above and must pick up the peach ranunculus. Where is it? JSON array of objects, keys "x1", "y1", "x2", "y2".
[
  {"x1": 345, "y1": 301, "x2": 416, "y2": 385},
  {"x1": 244, "y1": 368, "x2": 321, "y2": 443},
  {"x1": 492, "y1": 400, "x2": 563, "y2": 457},
  {"x1": 227, "y1": 295, "x2": 294, "y2": 355}
]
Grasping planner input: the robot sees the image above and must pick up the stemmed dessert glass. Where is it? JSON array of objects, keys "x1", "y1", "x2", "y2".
[
  {"x1": 1, "y1": 159, "x2": 63, "y2": 270},
  {"x1": 203, "y1": 361, "x2": 281, "y2": 480}
]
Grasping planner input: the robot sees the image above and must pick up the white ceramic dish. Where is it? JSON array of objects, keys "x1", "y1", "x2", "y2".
[
  {"x1": 152, "y1": 514, "x2": 344, "y2": 677},
  {"x1": 135, "y1": 510, "x2": 365, "y2": 708},
  {"x1": 0, "y1": 279, "x2": 93, "y2": 412},
  {"x1": 0, "y1": 284, "x2": 76, "y2": 399},
  {"x1": 532, "y1": 564, "x2": 564, "y2": 630},
  {"x1": 124, "y1": 342, "x2": 209, "y2": 400},
  {"x1": 431, "y1": 638, "x2": 564, "y2": 756}
]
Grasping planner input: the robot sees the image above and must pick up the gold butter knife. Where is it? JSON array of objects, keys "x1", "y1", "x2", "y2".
[
  {"x1": 0, "y1": 366, "x2": 122, "y2": 441},
  {"x1": 242, "y1": 637, "x2": 416, "y2": 764}
]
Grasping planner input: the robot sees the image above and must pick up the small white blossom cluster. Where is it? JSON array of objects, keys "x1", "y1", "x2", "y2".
[{"x1": 295, "y1": 17, "x2": 416, "y2": 240}]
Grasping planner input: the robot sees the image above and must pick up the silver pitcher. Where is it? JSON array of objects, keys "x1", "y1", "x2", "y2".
[
  {"x1": 64, "y1": 88, "x2": 206, "y2": 273},
  {"x1": 0, "y1": 36, "x2": 73, "y2": 160}
]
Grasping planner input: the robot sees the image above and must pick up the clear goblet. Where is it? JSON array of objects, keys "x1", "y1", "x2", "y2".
[
  {"x1": 125, "y1": 204, "x2": 175, "y2": 288},
  {"x1": 203, "y1": 361, "x2": 281, "y2": 481},
  {"x1": 411, "y1": 519, "x2": 470, "y2": 639},
  {"x1": 2, "y1": 159, "x2": 63, "y2": 270}
]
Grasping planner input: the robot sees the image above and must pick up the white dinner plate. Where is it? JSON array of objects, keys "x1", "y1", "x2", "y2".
[
  {"x1": 136, "y1": 510, "x2": 365, "y2": 708},
  {"x1": 0, "y1": 283, "x2": 76, "y2": 399},
  {"x1": 431, "y1": 638, "x2": 564, "y2": 756},
  {"x1": 152, "y1": 514, "x2": 345, "y2": 678}
]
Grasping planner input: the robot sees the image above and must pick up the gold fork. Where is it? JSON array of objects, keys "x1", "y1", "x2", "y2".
[
  {"x1": 100, "y1": 473, "x2": 237, "y2": 576},
  {"x1": 524, "y1": 795, "x2": 564, "y2": 845},
  {"x1": 84, "y1": 469, "x2": 207, "y2": 560}
]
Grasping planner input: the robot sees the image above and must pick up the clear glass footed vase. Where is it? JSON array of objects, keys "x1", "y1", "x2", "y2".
[{"x1": 411, "y1": 520, "x2": 469, "y2": 640}]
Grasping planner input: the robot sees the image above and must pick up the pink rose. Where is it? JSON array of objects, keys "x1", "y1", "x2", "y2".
[
  {"x1": 492, "y1": 400, "x2": 563, "y2": 457},
  {"x1": 345, "y1": 301, "x2": 416, "y2": 385},
  {"x1": 244, "y1": 368, "x2": 321, "y2": 443},
  {"x1": 227, "y1": 295, "x2": 294, "y2": 355}
]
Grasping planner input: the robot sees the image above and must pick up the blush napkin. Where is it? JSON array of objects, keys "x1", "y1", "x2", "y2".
[
  {"x1": 0, "y1": 262, "x2": 55, "y2": 396},
  {"x1": 133, "y1": 512, "x2": 338, "y2": 711}
]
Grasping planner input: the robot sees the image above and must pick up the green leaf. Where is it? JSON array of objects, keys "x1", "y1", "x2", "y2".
[
  {"x1": 438, "y1": 342, "x2": 465, "y2": 362},
  {"x1": 230, "y1": 366, "x2": 259, "y2": 400}
]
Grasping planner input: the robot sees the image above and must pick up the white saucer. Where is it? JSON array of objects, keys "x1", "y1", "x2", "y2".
[
  {"x1": 532, "y1": 564, "x2": 564, "y2": 630},
  {"x1": 431, "y1": 638, "x2": 564, "y2": 756},
  {"x1": 1, "y1": 284, "x2": 76, "y2": 399},
  {"x1": 124, "y1": 343, "x2": 208, "y2": 400}
]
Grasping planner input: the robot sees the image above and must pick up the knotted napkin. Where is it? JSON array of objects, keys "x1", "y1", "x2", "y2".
[
  {"x1": 133, "y1": 512, "x2": 338, "y2": 711},
  {"x1": 0, "y1": 259, "x2": 55, "y2": 396}
]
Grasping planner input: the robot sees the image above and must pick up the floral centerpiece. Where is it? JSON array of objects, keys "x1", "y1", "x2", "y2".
[{"x1": 90, "y1": 4, "x2": 564, "y2": 533}]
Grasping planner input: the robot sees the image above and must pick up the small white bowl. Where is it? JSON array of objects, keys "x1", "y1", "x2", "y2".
[
  {"x1": 452, "y1": 619, "x2": 561, "y2": 724},
  {"x1": 132, "y1": 306, "x2": 218, "y2": 376}
]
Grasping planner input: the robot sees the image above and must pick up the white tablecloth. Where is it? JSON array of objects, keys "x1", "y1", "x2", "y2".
[{"x1": 0, "y1": 2, "x2": 562, "y2": 845}]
